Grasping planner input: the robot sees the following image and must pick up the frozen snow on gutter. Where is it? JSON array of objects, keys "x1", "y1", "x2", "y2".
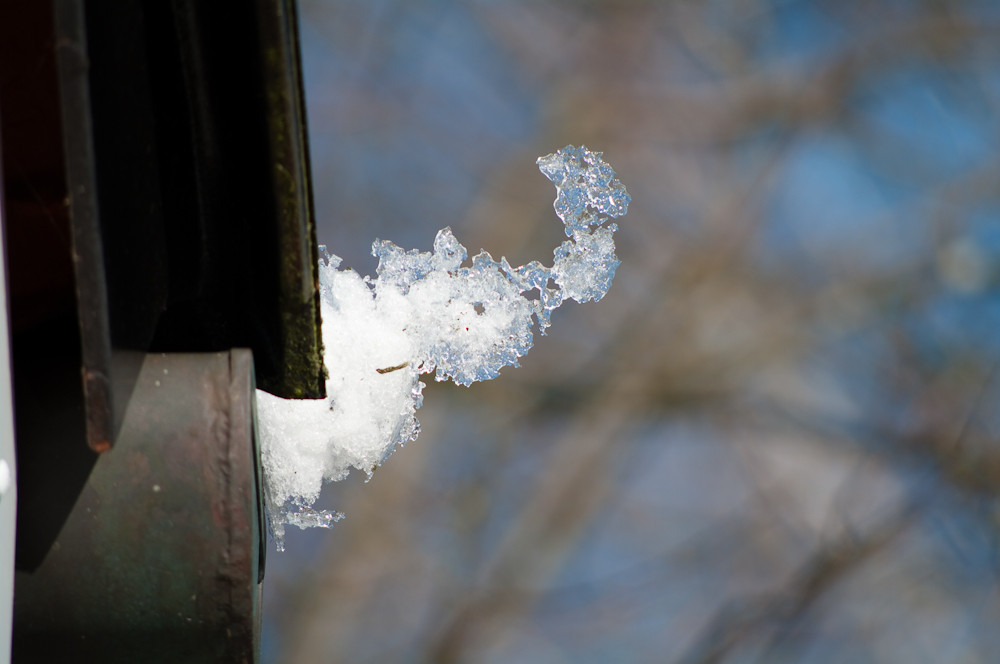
[{"x1": 257, "y1": 146, "x2": 630, "y2": 549}]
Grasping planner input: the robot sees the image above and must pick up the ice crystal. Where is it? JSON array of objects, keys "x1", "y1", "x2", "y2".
[{"x1": 257, "y1": 146, "x2": 630, "y2": 549}]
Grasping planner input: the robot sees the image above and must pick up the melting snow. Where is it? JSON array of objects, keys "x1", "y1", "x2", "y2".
[{"x1": 257, "y1": 146, "x2": 630, "y2": 549}]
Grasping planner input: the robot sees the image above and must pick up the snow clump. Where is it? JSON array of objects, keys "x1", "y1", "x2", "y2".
[{"x1": 257, "y1": 146, "x2": 630, "y2": 549}]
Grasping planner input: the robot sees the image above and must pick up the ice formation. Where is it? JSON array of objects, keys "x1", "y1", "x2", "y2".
[{"x1": 257, "y1": 146, "x2": 630, "y2": 549}]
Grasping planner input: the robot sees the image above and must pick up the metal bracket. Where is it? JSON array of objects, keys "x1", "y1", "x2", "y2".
[{"x1": 13, "y1": 351, "x2": 264, "y2": 663}]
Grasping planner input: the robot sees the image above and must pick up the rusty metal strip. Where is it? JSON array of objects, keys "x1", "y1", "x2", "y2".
[{"x1": 52, "y1": 0, "x2": 114, "y2": 453}]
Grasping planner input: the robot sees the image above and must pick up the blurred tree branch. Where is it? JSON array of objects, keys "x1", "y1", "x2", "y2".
[{"x1": 269, "y1": 2, "x2": 1000, "y2": 662}]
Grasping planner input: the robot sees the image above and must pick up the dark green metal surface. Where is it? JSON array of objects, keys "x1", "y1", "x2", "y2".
[{"x1": 12, "y1": 350, "x2": 264, "y2": 663}]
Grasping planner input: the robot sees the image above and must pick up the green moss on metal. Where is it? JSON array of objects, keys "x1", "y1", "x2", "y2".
[{"x1": 255, "y1": 0, "x2": 326, "y2": 400}]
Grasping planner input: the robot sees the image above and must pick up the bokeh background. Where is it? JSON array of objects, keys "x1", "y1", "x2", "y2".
[{"x1": 262, "y1": 1, "x2": 1000, "y2": 662}]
